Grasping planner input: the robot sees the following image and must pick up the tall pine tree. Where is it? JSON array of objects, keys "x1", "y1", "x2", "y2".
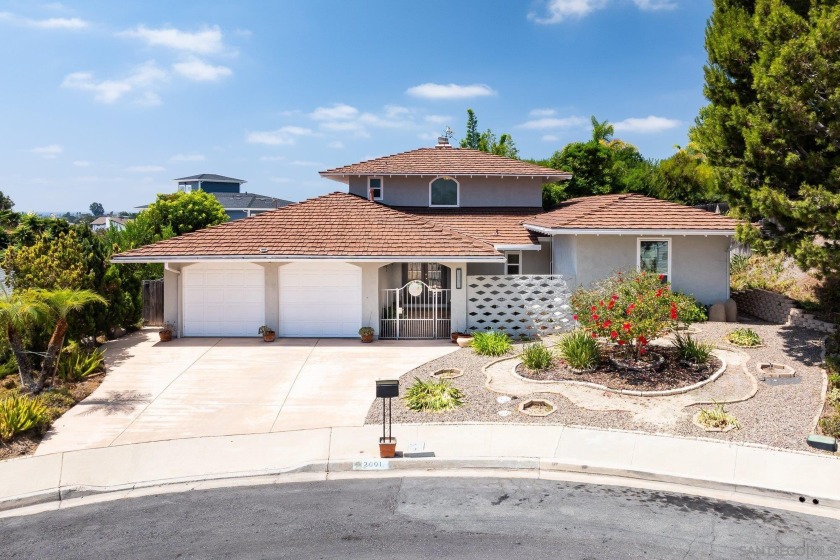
[{"x1": 691, "y1": 0, "x2": 840, "y2": 276}]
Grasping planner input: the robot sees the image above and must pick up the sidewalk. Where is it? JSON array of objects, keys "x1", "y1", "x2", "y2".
[{"x1": 2, "y1": 423, "x2": 839, "y2": 514}]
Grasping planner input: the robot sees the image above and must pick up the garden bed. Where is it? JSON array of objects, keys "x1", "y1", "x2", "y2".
[{"x1": 515, "y1": 346, "x2": 722, "y2": 392}]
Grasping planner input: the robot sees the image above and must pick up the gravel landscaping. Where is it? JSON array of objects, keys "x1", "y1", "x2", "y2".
[{"x1": 364, "y1": 316, "x2": 829, "y2": 453}]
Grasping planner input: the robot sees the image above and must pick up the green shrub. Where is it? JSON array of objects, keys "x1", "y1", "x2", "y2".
[
  {"x1": 829, "y1": 372, "x2": 840, "y2": 390},
  {"x1": 403, "y1": 377, "x2": 464, "y2": 412},
  {"x1": 557, "y1": 329, "x2": 600, "y2": 371},
  {"x1": 0, "y1": 394, "x2": 50, "y2": 441},
  {"x1": 827, "y1": 388, "x2": 840, "y2": 410},
  {"x1": 672, "y1": 332, "x2": 714, "y2": 365},
  {"x1": 521, "y1": 342, "x2": 555, "y2": 372},
  {"x1": 697, "y1": 403, "x2": 740, "y2": 430},
  {"x1": 826, "y1": 355, "x2": 840, "y2": 378},
  {"x1": 819, "y1": 415, "x2": 840, "y2": 438},
  {"x1": 58, "y1": 346, "x2": 104, "y2": 382},
  {"x1": 672, "y1": 293, "x2": 707, "y2": 323},
  {"x1": 471, "y1": 330, "x2": 512, "y2": 357},
  {"x1": 39, "y1": 389, "x2": 76, "y2": 411},
  {"x1": 726, "y1": 328, "x2": 762, "y2": 347},
  {"x1": 0, "y1": 356, "x2": 17, "y2": 380}
]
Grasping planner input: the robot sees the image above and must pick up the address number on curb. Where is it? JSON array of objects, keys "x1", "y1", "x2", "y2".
[{"x1": 352, "y1": 460, "x2": 391, "y2": 471}]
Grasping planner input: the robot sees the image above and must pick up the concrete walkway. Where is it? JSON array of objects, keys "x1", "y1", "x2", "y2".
[
  {"x1": 3, "y1": 423, "x2": 839, "y2": 518},
  {"x1": 36, "y1": 330, "x2": 457, "y2": 455}
]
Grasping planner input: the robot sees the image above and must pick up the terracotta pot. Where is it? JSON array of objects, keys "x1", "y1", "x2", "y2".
[
  {"x1": 456, "y1": 336, "x2": 473, "y2": 348},
  {"x1": 263, "y1": 332, "x2": 276, "y2": 342},
  {"x1": 379, "y1": 437, "x2": 397, "y2": 458},
  {"x1": 361, "y1": 333, "x2": 374, "y2": 343},
  {"x1": 159, "y1": 330, "x2": 173, "y2": 342},
  {"x1": 450, "y1": 332, "x2": 463, "y2": 344}
]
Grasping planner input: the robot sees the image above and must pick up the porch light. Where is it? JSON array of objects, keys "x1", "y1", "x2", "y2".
[
  {"x1": 456, "y1": 268, "x2": 462, "y2": 289},
  {"x1": 376, "y1": 380, "x2": 399, "y2": 458}
]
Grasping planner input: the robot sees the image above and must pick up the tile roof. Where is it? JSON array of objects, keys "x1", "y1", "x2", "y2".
[
  {"x1": 396, "y1": 207, "x2": 543, "y2": 245},
  {"x1": 112, "y1": 192, "x2": 503, "y2": 261},
  {"x1": 213, "y1": 192, "x2": 293, "y2": 210},
  {"x1": 320, "y1": 146, "x2": 569, "y2": 179},
  {"x1": 525, "y1": 193, "x2": 740, "y2": 231},
  {"x1": 174, "y1": 174, "x2": 246, "y2": 183}
]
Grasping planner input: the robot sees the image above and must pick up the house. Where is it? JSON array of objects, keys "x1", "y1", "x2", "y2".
[
  {"x1": 112, "y1": 137, "x2": 739, "y2": 339},
  {"x1": 90, "y1": 216, "x2": 128, "y2": 232},
  {"x1": 156, "y1": 174, "x2": 293, "y2": 220}
]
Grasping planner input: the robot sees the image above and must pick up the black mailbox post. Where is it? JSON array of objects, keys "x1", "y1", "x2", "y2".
[{"x1": 376, "y1": 380, "x2": 399, "y2": 458}]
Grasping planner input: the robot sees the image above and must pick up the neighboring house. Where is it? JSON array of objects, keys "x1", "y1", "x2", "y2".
[
  {"x1": 112, "y1": 137, "x2": 739, "y2": 339},
  {"x1": 138, "y1": 174, "x2": 294, "y2": 220},
  {"x1": 90, "y1": 216, "x2": 128, "y2": 232}
]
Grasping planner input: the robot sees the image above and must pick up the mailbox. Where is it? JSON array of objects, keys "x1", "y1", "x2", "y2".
[{"x1": 376, "y1": 380, "x2": 399, "y2": 399}]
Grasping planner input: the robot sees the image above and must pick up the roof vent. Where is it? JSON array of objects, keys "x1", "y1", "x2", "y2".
[
  {"x1": 436, "y1": 136, "x2": 451, "y2": 149},
  {"x1": 259, "y1": 247, "x2": 268, "y2": 254}
]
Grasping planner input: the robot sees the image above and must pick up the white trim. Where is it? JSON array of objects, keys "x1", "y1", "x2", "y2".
[
  {"x1": 637, "y1": 237, "x2": 672, "y2": 281},
  {"x1": 494, "y1": 244, "x2": 541, "y2": 251},
  {"x1": 112, "y1": 255, "x2": 505, "y2": 264},
  {"x1": 429, "y1": 176, "x2": 460, "y2": 207},
  {"x1": 367, "y1": 176, "x2": 384, "y2": 201},
  {"x1": 524, "y1": 224, "x2": 736, "y2": 236},
  {"x1": 505, "y1": 251, "x2": 522, "y2": 275}
]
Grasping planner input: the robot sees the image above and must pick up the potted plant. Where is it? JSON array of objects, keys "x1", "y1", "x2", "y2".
[
  {"x1": 456, "y1": 333, "x2": 474, "y2": 348},
  {"x1": 379, "y1": 436, "x2": 397, "y2": 458},
  {"x1": 159, "y1": 321, "x2": 176, "y2": 342},
  {"x1": 359, "y1": 326, "x2": 374, "y2": 343},
  {"x1": 258, "y1": 325, "x2": 276, "y2": 342}
]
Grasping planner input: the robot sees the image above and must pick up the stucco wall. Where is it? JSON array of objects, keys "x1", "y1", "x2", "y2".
[
  {"x1": 466, "y1": 247, "x2": 549, "y2": 276},
  {"x1": 163, "y1": 263, "x2": 183, "y2": 335},
  {"x1": 551, "y1": 235, "x2": 577, "y2": 278},
  {"x1": 570, "y1": 234, "x2": 731, "y2": 305},
  {"x1": 348, "y1": 175, "x2": 544, "y2": 207}
]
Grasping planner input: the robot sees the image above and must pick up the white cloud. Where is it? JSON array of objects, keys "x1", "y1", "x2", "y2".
[
  {"x1": 541, "y1": 134, "x2": 560, "y2": 142},
  {"x1": 73, "y1": 160, "x2": 91, "y2": 167},
  {"x1": 613, "y1": 115, "x2": 681, "y2": 133},
  {"x1": 119, "y1": 25, "x2": 225, "y2": 54},
  {"x1": 0, "y1": 12, "x2": 89, "y2": 30},
  {"x1": 327, "y1": 141, "x2": 345, "y2": 149},
  {"x1": 425, "y1": 114, "x2": 451, "y2": 125},
  {"x1": 406, "y1": 83, "x2": 496, "y2": 100},
  {"x1": 634, "y1": 0, "x2": 677, "y2": 10},
  {"x1": 260, "y1": 155, "x2": 286, "y2": 162},
  {"x1": 290, "y1": 160, "x2": 322, "y2": 167},
  {"x1": 528, "y1": 0, "x2": 607, "y2": 24},
  {"x1": 126, "y1": 165, "x2": 165, "y2": 173},
  {"x1": 172, "y1": 57, "x2": 232, "y2": 82},
  {"x1": 61, "y1": 61, "x2": 167, "y2": 104},
  {"x1": 530, "y1": 108, "x2": 557, "y2": 117},
  {"x1": 170, "y1": 153, "x2": 205, "y2": 162},
  {"x1": 518, "y1": 116, "x2": 588, "y2": 129},
  {"x1": 31, "y1": 144, "x2": 63, "y2": 159},
  {"x1": 246, "y1": 126, "x2": 313, "y2": 145},
  {"x1": 310, "y1": 103, "x2": 359, "y2": 121},
  {"x1": 384, "y1": 105, "x2": 411, "y2": 118}
]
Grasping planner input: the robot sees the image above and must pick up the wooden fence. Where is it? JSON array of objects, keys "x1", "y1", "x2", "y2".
[{"x1": 142, "y1": 279, "x2": 164, "y2": 326}]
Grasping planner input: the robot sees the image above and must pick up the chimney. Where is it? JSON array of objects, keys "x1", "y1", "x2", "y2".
[{"x1": 436, "y1": 136, "x2": 451, "y2": 149}]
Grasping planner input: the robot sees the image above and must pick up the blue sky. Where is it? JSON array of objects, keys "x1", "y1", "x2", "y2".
[{"x1": 0, "y1": 0, "x2": 712, "y2": 213}]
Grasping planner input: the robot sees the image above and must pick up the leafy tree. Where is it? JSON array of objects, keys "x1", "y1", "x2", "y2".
[
  {"x1": 0, "y1": 191, "x2": 13, "y2": 211},
  {"x1": 2, "y1": 229, "x2": 92, "y2": 291},
  {"x1": 142, "y1": 190, "x2": 227, "y2": 236},
  {"x1": 0, "y1": 293, "x2": 48, "y2": 393},
  {"x1": 460, "y1": 109, "x2": 481, "y2": 150},
  {"x1": 7, "y1": 213, "x2": 70, "y2": 248},
  {"x1": 653, "y1": 145, "x2": 718, "y2": 205},
  {"x1": 691, "y1": 0, "x2": 840, "y2": 276},
  {"x1": 89, "y1": 202, "x2": 105, "y2": 217}
]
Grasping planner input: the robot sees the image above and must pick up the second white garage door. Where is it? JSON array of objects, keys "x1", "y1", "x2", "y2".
[{"x1": 279, "y1": 262, "x2": 362, "y2": 337}]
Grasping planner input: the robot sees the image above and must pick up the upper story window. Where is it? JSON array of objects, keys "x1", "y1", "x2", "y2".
[
  {"x1": 368, "y1": 177, "x2": 383, "y2": 201},
  {"x1": 429, "y1": 177, "x2": 459, "y2": 207},
  {"x1": 505, "y1": 251, "x2": 521, "y2": 275},
  {"x1": 638, "y1": 238, "x2": 671, "y2": 282}
]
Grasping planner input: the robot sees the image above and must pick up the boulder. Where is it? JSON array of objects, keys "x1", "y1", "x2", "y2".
[
  {"x1": 708, "y1": 302, "x2": 727, "y2": 322},
  {"x1": 724, "y1": 298, "x2": 738, "y2": 322}
]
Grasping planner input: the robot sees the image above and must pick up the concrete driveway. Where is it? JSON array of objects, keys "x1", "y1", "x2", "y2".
[{"x1": 35, "y1": 330, "x2": 457, "y2": 455}]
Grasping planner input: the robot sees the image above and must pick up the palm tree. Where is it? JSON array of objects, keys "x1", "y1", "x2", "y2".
[
  {"x1": 0, "y1": 293, "x2": 48, "y2": 393},
  {"x1": 36, "y1": 289, "x2": 107, "y2": 388}
]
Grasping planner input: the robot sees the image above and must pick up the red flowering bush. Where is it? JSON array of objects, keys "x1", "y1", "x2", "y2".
[{"x1": 570, "y1": 269, "x2": 681, "y2": 359}]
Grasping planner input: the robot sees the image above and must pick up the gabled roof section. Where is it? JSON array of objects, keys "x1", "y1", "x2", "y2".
[
  {"x1": 525, "y1": 193, "x2": 740, "y2": 233},
  {"x1": 396, "y1": 207, "x2": 543, "y2": 246},
  {"x1": 173, "y1": 174, "x2": 247, "y2": 183},
  {"x1": 320, "y1": 147, "x2": 569, "y2": 180},
  {"x1": 112, "y1": 192, "x2": 503, "y2": 261}
]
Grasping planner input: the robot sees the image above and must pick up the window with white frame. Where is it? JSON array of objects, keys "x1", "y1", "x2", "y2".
[
  {"x1": 429, "y1": 177, "x2": 459, "y2": 207},
  {"x1": 368, "y1": 177, "x2": 383, "y2": 200},
  {"x1": 638, "y1": 238, "x2": 671, "y2": 282},
  {"x1": 505, "y1": 251, "x2": 521, "y2": 275}
]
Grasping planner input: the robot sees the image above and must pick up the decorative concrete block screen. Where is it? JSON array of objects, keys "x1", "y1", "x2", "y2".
[{"x1": 466, "y1": 275, "x2": 574, "y2": 335}]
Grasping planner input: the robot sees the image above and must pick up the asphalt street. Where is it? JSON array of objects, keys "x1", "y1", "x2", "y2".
[{"x1": 2, "y1": 477, "x2": 838, "y2": 559}]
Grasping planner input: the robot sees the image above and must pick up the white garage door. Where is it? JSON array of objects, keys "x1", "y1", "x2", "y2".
[
  {"x1": 280, "y1": 262, "x2": 362, "y2": 337},
  {"x1": 183, "y1": 263, "x2": 265, "y2": 337}
]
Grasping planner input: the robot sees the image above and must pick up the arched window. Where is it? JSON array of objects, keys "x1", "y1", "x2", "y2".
[{"x1": 429, "y1": 177, "x2": 459, "y2": 207}]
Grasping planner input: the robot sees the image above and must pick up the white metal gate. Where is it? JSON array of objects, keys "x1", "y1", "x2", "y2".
[{"x1": 380, "y1": 281, "x2": 451, "y2": 339}]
